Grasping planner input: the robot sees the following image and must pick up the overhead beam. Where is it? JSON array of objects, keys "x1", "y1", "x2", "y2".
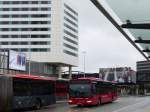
[
  {"x1": 135, "y1": 39, "x2": 150, "y2": 44},
  {"x1": 143, "y1": 49, "x2": 150, "y2": 53},
  {"x1": 122, "y1": 23, "x2": 150, "y2": 29},
  {"x1": 90, "y1": 0, "x2": 149, "y2": 60}
]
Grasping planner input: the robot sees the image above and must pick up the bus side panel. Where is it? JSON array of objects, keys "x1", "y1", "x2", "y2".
[
  {"x1": 13, "y1": 78, "x2": 56, "y2": 109},
  {"x1": 55, "y1": 81, "x2": 68, "y2": 101},
  {"x1": 13, "y1": 95, "x2": 56, "y2": 109},
  {"x1": 0, "y1": 76, "x2": 13, "y2": 112}
]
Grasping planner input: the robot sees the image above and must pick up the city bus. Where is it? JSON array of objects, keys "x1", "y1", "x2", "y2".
[
  {"x1": 0, "y1": 74, "x2": 56, "y2": 112},
  {"x1": 68, "y1": 77, "x2": 117, "y2": 106},
  {"x1": 55, "y1": 78, "x2": 69, "y2": 100}
]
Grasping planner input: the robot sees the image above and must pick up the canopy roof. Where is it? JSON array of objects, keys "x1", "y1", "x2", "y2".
[{"x1": 91, "y1": 0, "x2": 150, "y2": 60}]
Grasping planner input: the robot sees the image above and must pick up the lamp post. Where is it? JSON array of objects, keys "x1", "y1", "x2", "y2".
[
  {"x1": 28, "y1": 35, "x2": 31, "y2": 76},
  {"x1": 82, "y1": 51, "x2": 86, "y2": 77}
]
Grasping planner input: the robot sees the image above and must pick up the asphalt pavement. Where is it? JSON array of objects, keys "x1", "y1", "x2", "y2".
[{"x1": 26, "y1": 96, "x2": 150, "y2": 112}]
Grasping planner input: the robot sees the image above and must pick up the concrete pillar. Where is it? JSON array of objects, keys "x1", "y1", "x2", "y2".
[
  {"x1": 69, "y1": 66, "x2": 72, "y2": 79},
  {"x1": 58, "y1": 65, "x2": 62, "y2": 78},
  {"x1": 136, "y1": 86, "x2": 139, "y2": 95}
]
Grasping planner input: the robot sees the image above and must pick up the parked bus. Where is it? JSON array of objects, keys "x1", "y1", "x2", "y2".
[
  {"x1": 0, "y1": 74, "x2": 56, "y2": 112},
  {"x1": 55, "y1": 78, "x2": 69, "y2": 100},
  {"x1": 68, "y1": 77, "x2": 117, "y2": 106}
]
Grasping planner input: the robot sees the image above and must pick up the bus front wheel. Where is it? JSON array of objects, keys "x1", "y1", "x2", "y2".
[
  {"x1": 97, "y1": 99, "x2": 101, "y2": 105},
  {"x1": 34, "y1": 99, "x2": 41, "y2": 110}
]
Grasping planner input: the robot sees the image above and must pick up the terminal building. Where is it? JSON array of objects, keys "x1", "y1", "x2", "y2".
[
  {"x1": 99, "y1": 67, "x2": 137, "y2": 96},
  {"x1": 0, "y1": 0, "x2": 79, "y2": 77},
  {"x1": 99, "y1": 67, "x2": 136, "y2": 83}
]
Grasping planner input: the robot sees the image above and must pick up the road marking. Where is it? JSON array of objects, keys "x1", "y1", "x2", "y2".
[{"x1": 112, "y1": 98, "x2": 150, "y2": 112}]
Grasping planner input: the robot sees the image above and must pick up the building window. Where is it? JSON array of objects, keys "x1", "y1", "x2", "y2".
[
  {"x1": 21, "y1": 21, "x2": 28, "y2": 24},
  {"x1": 31, "y1": 1, "x2": 39, "y2": 4},
  {"x1": 2, "y1": 1, "x2": 10, "y2": 4},
  {"x1": 12, "y1": 21, "x2": 19, "y2": 24},
  {"x1": 63, "y1": 50, "x2": 78, "y2": 57},
  {"x1": 31, "y1": 14, "x2": 51, "y2": 18},
  {"x1": 12, "y1": 1, "x2": 20, "y2": 4},
  {"x1": 64, "y1": 10, "x2": 78, "y2": 22},
  {"x1": 21, "y1": 42, "x2": 28, "y2": 45},
  {"x1": 11, "y1": 15, "x2": 19, "y2": 18},
  {"x1": 12, "y1": 8, "x2": 19, "y2": 11},
  {"x1": 31, "y1": 8, "x2": 38, "y2": 11},
  {"x1": 64, "y1": 4, "x2": 78, "y2": 16},
  {"x1": 21, "y1": 48, "x2": 28, "y2": 52},
  {"x1": 41, "y1": 8, "x2": 51, "y2": 11},
  {"x1": 64, "y1": 36, "x2": 78, "y2": 45},
  {"x1": 41, "y1": 1, "x2": 51, "y2": 4},
  {"x1": 64, "y1": 17, "x2": 78, "y2": 27},
  {"x1": 0, "y1": 15, "x2": 9, "y2": 18},
  {"x1": 0, "y1": 21, "x2": 9, "y2": 24},
  {"x1": 64, "y1": 30, "x2": 78, "y2": 39},
  {"x1": 0, "y1": 14, "x2": 51, "y2": 18},
  {"x1": 11, "y1": 48, "x2": 18, "y2": 51},
  {"x1": 0, "y1": 35, "x2": 9, "y2": 38},
  {"x1": 2, "y1": 8, "x2": 10, "y2": 11},
  {"x1": 64, "y1": 23, "x2": 78, "y2": 33},
  {"x1": 11, "y1": 28, "x2": 18, "y2": 31},
  {"x1": 21, "y1": 35, "x2": 28, "y2": 38},
  {"x1": 31, "y1": 41, "x2": 50, "y2": 45},
  {"x1": 31, "y1": 48, "x2": 50, "y2": 52},
  {"x1": 1, "y1": 42, "x2": 9, "y2": 45},
  {"x1": 21, "y1": 8, "x2": 29, "y2": 11},
  {"x1": 1, "y1": 28, "x2": 9, "y2": 31},
  {"x1": 12, "y1": 35, "x2": 19, "y2": 38},
  {"x1": 22, "y1": 1, "x2": 29, "y2": 4},
  {"x1": 11, "y1": 42, "x2": 18, "y2": 45},
  {"x1": 63, "y1": 43, "x2": 78, "y2": 51}
]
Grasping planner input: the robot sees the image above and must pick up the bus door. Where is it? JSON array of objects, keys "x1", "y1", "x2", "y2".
[
  {"x1": 100, "y1": 83, "x2": 111, "y2": 103},
  {"x1": 0, "y1": 76, "x2": 13, "y2": 112},
  {"x1": 91, "y1": 82, "x2": 99, "y2": 102}
]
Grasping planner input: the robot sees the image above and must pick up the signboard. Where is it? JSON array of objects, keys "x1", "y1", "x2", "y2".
[
  {"x1": 99, "y1": 67, "x2": 136, "y2": 83},
  {"x1": 9, "y1": 50, "x2": 26, "y2": 71}
]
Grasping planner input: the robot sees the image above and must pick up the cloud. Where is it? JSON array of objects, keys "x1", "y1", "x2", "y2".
[{"x1": 69, "y1": 0, "x2": 144, "y2": 72}]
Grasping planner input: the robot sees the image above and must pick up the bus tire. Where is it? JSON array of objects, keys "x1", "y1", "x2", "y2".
[
  {"x1": 97, "y1": 99, "x2": 101, "y2": 105},
  {"x1": 111, "y1": 96, "x2": 114, "y2": 102},
  {"x1": 34, "y1": 99, "x2": 41, "y2": 110}
]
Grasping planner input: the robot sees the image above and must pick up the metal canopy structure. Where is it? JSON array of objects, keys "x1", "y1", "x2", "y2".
[{"x1": 90, "y1": 0, "x2": 150, "y2": 60}]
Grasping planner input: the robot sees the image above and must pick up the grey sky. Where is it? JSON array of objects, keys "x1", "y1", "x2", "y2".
[{"x1": 69, "y1": 0, "x2": 145, "y2": 72}]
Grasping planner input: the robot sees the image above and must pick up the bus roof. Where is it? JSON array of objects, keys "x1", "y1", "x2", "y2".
[
  {"x1": 14, "y1": 74, "x2": 56, "y2": 81},
  {"x1": 0, "y1": 74, "x2": 56, "y2": 81},
  {"x1": 57, "y1": 78, "x2": 70, "y2": 81},
  {"x1": 73, "y1": 77, "x2": 115, "y2": 84},
  {"x1": 77, "y1": 77, "x2": 103, "y2": 81}
]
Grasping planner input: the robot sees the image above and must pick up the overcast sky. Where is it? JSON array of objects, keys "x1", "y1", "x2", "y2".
[{"x1": 68, "y1": 0, "x2": 145, "y2": 73}]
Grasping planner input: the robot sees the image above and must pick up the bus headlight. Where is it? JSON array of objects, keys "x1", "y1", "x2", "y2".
[
  {"x1": 68, "y1": 100, "x2": 72, "y2": 103},
  {"x1": 87, "y1": 100, "x2": 92, "y2": 103}
]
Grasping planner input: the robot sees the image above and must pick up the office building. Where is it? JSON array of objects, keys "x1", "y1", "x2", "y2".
[{"x1": 0, "y1": 0, "x2": 79, "y2": 77}]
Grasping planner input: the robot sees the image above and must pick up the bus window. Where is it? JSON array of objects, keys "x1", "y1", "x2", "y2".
[
  {"x1": 13, "y1": 76, "x2": 56, "y2": 110},
  {"x1": 69, "y1": 84, "x2": 91, "y2": 98},
  {"x1": 92, "y1": 83, "x2": 96, "y2": 94}
]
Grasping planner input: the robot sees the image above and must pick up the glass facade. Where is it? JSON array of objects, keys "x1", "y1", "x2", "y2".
[{"x1": 0, "y1": 0, "x2": 52, "y2": 53}]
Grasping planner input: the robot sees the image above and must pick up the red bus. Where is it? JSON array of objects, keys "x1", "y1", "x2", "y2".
[
  {"x1": 55, "y1": 79, "x2": 69, "y2": 100},
  {"x1": 0, "y1": 74, "x2": 56, "y2": 112},
  {"x1": 68, "y1": 77, "x2": 117, "y2": 106}
]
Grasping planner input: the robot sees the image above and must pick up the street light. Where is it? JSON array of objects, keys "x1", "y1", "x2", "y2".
[
  {"x1": 28, "y1": 35, "x2": 31, "y2": 76},
  {"x1": 82, "y1": 51, "x2": 86, "y2": 77}
]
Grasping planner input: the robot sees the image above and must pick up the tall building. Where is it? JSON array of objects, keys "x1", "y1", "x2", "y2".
[{"x1": 0, "y1": 0, "x2": 79, "y2": 77}]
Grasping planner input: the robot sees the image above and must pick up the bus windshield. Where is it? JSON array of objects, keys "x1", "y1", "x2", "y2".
[{"x1": 69, "y1": 84, "x2": 91, "y2": 98}]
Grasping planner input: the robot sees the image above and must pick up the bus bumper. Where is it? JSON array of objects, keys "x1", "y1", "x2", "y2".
[{"x1": 68, "y1": 98, "x2": 96, "y2": 106}]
